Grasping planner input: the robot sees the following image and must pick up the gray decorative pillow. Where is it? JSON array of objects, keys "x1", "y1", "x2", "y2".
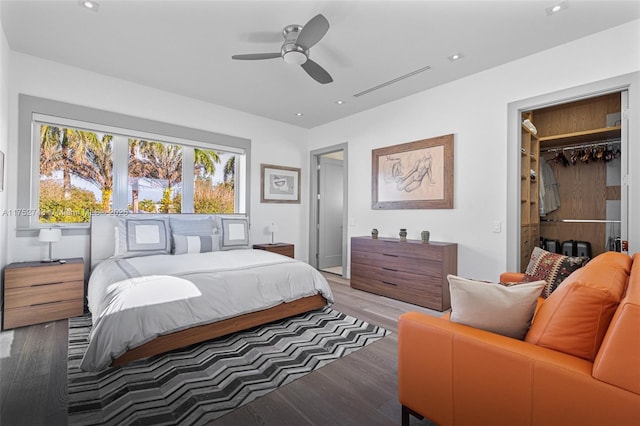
[
  {"x1": 169, "y1": 216, "x2": 215, "y2": 236},
  {"x1": 217, "y1": 216, "x2": 250, "y2": 250},
  {"x1": 116, "y1": 218, "x2": 171, "y2": 258},
  {"x1": 173, "y1": 233, "x2": 219, "y2": 255}
]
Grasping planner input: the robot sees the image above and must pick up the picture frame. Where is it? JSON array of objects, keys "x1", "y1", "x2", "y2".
[
  {"x1": 260, "y1": 163, "x2": 301, "y2": 203},
  {"x1": 0, "y1": 150, "x2": 4, "y2": 192},
  {"x1": 372, "y1": 134, "x2": 454, "y2": 209}
]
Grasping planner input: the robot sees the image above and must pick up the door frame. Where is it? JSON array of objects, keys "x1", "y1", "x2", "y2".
[
  {"x1": 309, "y1": 143, "x2": 348, "y2": 276},
  {"x1": 507, "y1": 72, "x2": 638, "y2": 272}
]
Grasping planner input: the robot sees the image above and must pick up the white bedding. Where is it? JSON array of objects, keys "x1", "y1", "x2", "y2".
[{"x1": 81, "y1": 249, "x2": 333, "y2": 371}]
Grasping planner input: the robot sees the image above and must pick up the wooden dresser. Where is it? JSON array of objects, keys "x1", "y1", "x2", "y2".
[
  {"x1": 350, "y1": 237, "x2": 457, "y2": 311},
  {"x1": 252, "y1": 243, "x2": 295, "y2": 259},
  {"x1": 2, "y1": 258, "x2": 85, "y2": 330}
]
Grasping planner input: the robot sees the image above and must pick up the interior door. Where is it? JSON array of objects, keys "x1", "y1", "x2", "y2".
[{"x1": 318, "y1": 156, "x2": 344, "y2": 269}]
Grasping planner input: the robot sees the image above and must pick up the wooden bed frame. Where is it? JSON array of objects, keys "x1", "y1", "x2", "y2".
[{"x1": 89, "y1": 214, "x2": 328, "y2": 368}]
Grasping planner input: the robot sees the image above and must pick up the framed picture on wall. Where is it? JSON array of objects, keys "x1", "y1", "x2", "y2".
[
  {"x1": 372, "y1": 133, "x2": 454, "y2": 209},
  {"x1": 260, "y1": 163, "x2": 301, "y2": 203}
]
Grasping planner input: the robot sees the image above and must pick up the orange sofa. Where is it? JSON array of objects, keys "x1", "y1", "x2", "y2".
[{"x1": 398, "y1": 252, "x2": 640, "y2": 426}]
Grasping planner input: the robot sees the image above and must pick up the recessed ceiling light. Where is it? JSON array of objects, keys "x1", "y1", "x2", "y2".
[
  {"x1": 448, "y1": 53, "x2": 464, "y2": 62},
  {"x1": 335, "y1": 100, "x2": 346, "y2": 105},
  {"x1": 79, "y1": 0, "x2": 99, "y2": 11},
  {"x1": 546, "y1": 1, "x2": 568, "y2": 16},
  {"x1": 296, "y1": 112, "x2": 304, "y2": 117}
]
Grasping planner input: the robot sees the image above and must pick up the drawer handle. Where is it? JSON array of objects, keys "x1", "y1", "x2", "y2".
[
  {"x1": 381, "y1": 280, "x2": 398, "y2": 286},
  {"x1": 382, "y1": 267, "x2": 398, "y2": 272},
  {"x1": 382, "y1": 254, "x2": 398, "y2": 258},
  {"x1": 31, "y1": 300, "x2": 63, "y2": 307},
  {"x1": 31, "y1": 282, "x2": 62, "y2": 287}
]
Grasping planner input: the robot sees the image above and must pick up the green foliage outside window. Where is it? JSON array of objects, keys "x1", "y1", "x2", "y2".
[{"x1": 39, "y1": 180, "x2": 100, "y2": 223}]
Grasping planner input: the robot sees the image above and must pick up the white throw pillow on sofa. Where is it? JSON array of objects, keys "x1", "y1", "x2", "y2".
[{"x1": 447, "y1": 274, "x2": 546, "y2": 340}]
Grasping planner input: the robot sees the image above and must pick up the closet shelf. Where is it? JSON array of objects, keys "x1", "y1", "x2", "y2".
[{"x1": 539, "y1": 126, "x2": 621, "y2": 149}]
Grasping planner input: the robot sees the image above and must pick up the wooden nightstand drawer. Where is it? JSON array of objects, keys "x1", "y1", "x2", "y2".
[
  {"x1": 3, "y1": 299, "x2": 84, "y2": 330},
  {"x1": 4, "y1": 280, "x2": 84, "y2": 309},
  {"x1": 4, "y1": 262, "x2": 84, "y2": 288},
  {"x1": 253, "y1": 243, "x2": 295, "y2": 259}
]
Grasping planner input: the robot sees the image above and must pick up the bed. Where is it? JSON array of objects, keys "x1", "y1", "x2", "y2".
[{"x1": 83, "y1": 213, "x2": 333, "y2": 371}]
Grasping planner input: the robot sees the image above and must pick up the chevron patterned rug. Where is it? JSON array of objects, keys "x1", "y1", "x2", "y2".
[{"x1": 67, "y1": 307, "x2": 389, "y2": 425}]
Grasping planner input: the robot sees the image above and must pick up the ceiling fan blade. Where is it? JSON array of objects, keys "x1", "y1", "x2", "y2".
[
  {"x1": 231, "y1": 53, "x2": 281, "y2": 60},
  {"x1": 301, "y1": 59, "x2": 333, "y2": 84},
  {"x1": 296, "y1": 14, "x2": 329, "y2": 50}
]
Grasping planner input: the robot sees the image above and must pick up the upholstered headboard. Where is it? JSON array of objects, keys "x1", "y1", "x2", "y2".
[{"x1": 90, "y1": 213, "x2": 237, "y2": 270}]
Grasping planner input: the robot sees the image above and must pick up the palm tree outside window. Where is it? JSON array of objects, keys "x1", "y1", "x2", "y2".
[{"x1": 38, "y1": 123, "x2": 238, "y2": 223}]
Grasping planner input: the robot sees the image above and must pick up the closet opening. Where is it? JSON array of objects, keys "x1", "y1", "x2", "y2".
[{"x1": 518, "y1": 91, "x2": 627, "y2": 271}]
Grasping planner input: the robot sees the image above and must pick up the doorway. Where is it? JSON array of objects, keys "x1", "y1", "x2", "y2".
[
  {"x1": 507, "y1": 76, "x2": 633, "y2": 272},
  {"x1": 309, "y1": 143, "x2": 348, "y2": 276}
]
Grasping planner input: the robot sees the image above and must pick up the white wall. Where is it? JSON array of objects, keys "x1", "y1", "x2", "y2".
[
  {"x1": 5, "y1": 20, "x2": 640, "y2": 281},
  {"x1": 307, "y1": 20, "x2": 640, "y2": 280},
  {"x1": 0, "y1": 6, "x2": 10, "y2": 272},
  {"x1": 6, "y1": 52, "x2": 310, "y2": 264}
]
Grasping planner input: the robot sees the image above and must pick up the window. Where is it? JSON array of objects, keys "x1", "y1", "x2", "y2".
[
  {"x1": 39, "y1": 125, "x2": 113, "y2": 222},
  {"x1": 18, "y1": 95, "x2": 250, "y2": 230}
]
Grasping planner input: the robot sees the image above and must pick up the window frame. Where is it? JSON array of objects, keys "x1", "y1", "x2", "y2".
[{"x1": 18, "y1": 94, "x2": 251, "y2": 233}]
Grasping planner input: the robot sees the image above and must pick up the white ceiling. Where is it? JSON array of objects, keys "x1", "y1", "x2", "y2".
[{"x1": 2, "y1": 0, "x2": 639, "y2": 128}]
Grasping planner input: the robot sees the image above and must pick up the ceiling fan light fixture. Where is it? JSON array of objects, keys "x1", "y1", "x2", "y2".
[{"x1": 283, "y1": 50, "x2": 307, "y2": 65}]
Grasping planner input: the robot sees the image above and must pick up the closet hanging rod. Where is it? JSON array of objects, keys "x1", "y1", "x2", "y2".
[
  {"x1": 539, "y1": 139, "x2": 620, "y2": 153},
  {"x1": 540, "y1": 219, "x2": 621, "y2": 224}
]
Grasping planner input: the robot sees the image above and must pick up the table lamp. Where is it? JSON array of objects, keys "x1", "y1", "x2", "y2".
[
  {"x1": 269, "y1": 223, "x2": 279, "y2": 245},
  {"x1": 39, "y1": 228, "x2": 61, "y2": 262}
]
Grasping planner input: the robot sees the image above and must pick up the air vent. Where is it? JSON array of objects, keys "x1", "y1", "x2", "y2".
[{"x1": 353, "y1": 65, "x2": 431, "y2": 98}]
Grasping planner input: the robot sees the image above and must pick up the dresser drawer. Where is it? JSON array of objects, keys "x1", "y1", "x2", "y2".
[
  {"x1": 351, "y1": 250, "x2": 444, "y2": 277},
  {"x1": 351, "y1": 237, "x2": 444, "y2": 261},
  {"x1": 4, "y1": 280, "x2": 84, "y2": 309},
  {"x1": 4, "y1": 262, "x2": 84, "y2": 288},
  {"x1": 350, "y1": 274, "x2": 446, "y2": 311},
  {"x1": 351, "y1": 262, "x2": 443, "y2": 293},
  {"x1": 3, "y1": 299, "x2": 84, "y2": 329}
]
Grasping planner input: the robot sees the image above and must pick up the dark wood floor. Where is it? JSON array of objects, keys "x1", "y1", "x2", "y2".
[{"x1": 0, "y1": 273, "x2": 441, "y2": 425}]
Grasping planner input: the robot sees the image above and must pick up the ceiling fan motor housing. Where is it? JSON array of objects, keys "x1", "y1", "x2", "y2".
[{"x1": 282, "y1": 25, "x2": 308, "y2": 65}]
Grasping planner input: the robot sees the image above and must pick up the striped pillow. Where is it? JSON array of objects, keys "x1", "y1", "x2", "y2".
[{"x1": 173, "y1": 233, "x2": 219, "y2": 255}]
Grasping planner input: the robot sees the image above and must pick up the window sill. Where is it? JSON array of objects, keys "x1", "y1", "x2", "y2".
[{"x1": 16, "y1": 225, "x2": 90, "y2": 237}]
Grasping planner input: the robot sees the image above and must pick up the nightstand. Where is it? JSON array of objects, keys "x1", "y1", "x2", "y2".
[
  {"x1": 252, "y1": 243, "x2": 295, "y2": 259},
  {"x1": 2, "y1": 258, "x2": 85, "y2": 329}
]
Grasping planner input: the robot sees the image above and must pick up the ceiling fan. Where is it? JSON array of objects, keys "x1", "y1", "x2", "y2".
[{"x1": 232, "y1": 14, "x2": 333, "y2": 85}]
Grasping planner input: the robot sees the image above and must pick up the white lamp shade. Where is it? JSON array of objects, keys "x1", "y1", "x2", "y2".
[
  {"x1": 39, "y1": 228, "x2": 61, "y2": 243},
  {"x1": 269, "y1": 223, "x2": 279, "y2": 233}
]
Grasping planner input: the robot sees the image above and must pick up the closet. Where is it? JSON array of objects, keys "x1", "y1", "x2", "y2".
[{"x1": 520, "y1": 93, "x2": 622, "y2": 271}]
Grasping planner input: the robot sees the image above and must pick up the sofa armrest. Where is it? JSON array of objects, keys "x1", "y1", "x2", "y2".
[
  {"x1": 397, "y1": 312, "x2": 628, "y2": 426},
  {"x1": 500, "y1": 271, "x2": 525, "y2": 282}
]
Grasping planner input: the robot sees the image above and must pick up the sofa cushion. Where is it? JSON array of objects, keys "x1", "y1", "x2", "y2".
[
  {"x1": 523, "y1": 247, "x2": 589, "y2": 298},
  {"x1": 525, "y1": 252, "x2": 630, "y2": 361},
  {"x1": 447, "y1": 275, "x2": 546, "y2": 340}
]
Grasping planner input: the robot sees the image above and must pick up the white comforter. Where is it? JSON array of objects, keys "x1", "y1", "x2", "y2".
[{"x1": 81, "y1": 249, "x2": 333, "y2": 371}]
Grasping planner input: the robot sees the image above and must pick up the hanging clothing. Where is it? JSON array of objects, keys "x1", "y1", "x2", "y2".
[{"x1": 539, "y1": 159, "x2": 560, "y2": 216}]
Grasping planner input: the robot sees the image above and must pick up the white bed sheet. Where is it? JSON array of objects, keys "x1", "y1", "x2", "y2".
[{"x1": 81, "y1": 249, "x2": 333, "y2": 371}]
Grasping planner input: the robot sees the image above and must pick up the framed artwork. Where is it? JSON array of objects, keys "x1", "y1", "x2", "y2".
[
  {"x1": 372, "y1": 134, "x2": 454, "y2": 209},
  {"x1": 0, "y1": 150, "x2": 4, "y2": 191},
  {"x1": 260, "y1": 163, "x2": 301, "y2": 203}
]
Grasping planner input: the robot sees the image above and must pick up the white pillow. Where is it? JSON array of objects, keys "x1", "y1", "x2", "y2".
[
  {"x1": 216, "y1": 216, "x2": 250, "y2": 250},
  {"x1": 115, "y1": 218, "x2": 171, "y2": 258},
  {"x1": 447, "y1": 274, "x2": 546, "y2": 340}
]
